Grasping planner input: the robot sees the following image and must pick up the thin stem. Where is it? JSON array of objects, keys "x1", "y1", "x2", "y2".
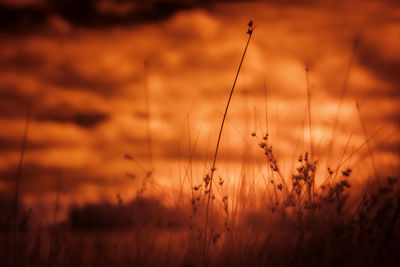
[
  {"x1": 326, "y1": 40, "x2": 359, "y2": 165},
  {"x1": 264, "y1": 79, "x2": 269, "y2": 134},
  {"x1": 12, "y1": 101, "x2": 32, "y2": 267},
  {"x1": 356, "y1": 102, "x2": 380, "y2": 183},
  {"x1": 144, "y1": 60, "x2": 153, "y2": 170},
  {"x1": 202, "y1": 26, "x2": 254, "y2": 267},
  {"x1": 321, "y1": 122, "x2": 389, "y2": 184},
  {"x1": 305, "y1": 68, "x2": 313, "y2": 159},
  {"x1": 305, "y1": 68, "x2": 315, "y2": 200}
]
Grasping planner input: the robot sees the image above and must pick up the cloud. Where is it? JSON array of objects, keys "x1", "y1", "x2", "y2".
[
  {"x1": 0, "y1": 50, "x2": 45, "y2": 73},
  {"x1": 0, "y1": 3, "x2": 47, "y2": 35},
  {"x1": 0, "y1": 136, "x2": 51, "y2": 152},
  {"x1": 0, "y1": 85, "x2": 33, "y2": 118},
  {"x1": 35, "y1": 108, "x2": 110, "y2": 128},
  {"x1": 0, "y1": 163, "x2": 117, "y2": 194},
  {"x1": 0, "y1": 84, "x2": 110, "y2": 128},
  {"x1": 42, "y1": 61, "x2": 125, "y2": 95},
  {"x1": 0, "y1": 0, "x2": 398, "y2": 207},
  {"x1": 0, "y1": 0, "x2": 202, "y2": 34},
  {"x1": 0, "y1": 0, "x2": 318, "y2": 35},
  {"x1": 48, "y1": 0, "x2": 253, "y2": 29},
  {"x1": 357, "y1": 43, "x2": 400, "y2": 89},
  {"x1": 0, "y1": 0, "x2": 44, "y2": 7},
  {"x1": 0, "y1": 0, "x2": 397, "y2": 36}
]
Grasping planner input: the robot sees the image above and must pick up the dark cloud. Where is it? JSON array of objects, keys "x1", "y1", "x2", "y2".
[
  {"x1": 0, "y1": 0, "x2": 196, "y2": 34},
  {"x1": 0, "y1": 163, "x2": 117, "y2": 194},
  {"x1": 35, "y1": 107, "x2": 110, "y2": 128},
  {"x1": 357, "y1": 43, "x2": 400, "y2": 88},
  {"x1": 49, "y1": 0, "x2": 194, "y2": 28},
  {"x1": 387, "y1": 112, "x2": 400, "y2": 128},
  {"x1": 0, "y1": 85, "x2": 33, "y2": 118},
  {"x1": 0, "y1": 3, "x2": 47, "y2": 35},
  {"x1": 0, "y1": 137, "x2": 23, "y2": 152},
  {"x1": 43, "y1": 61, "x2": 124, "y2": 95},
  {"x1": 0, "y1": 52, "x2": 126, "y2": 96},
  {"x1": 0, "y1": 0, "x2": 253, "y2": 35},
  {"x1": 0, "y1": 50, "x2": 45, "y2": 73},
  {"x1": 48, "y1": 0, "x2": 253, "y2": 29},
  {"x1": 0, "y1": 85, "x2": 109, "y2": 127},
  {"x1": 0, "y1": 0, "x2": 397, "y2": 36},
  {"x1": 0, "y1": 136, "x2": 52, "y2": 152},
  {"x1": 262, "y1": 0, "x2": 318, "y2": 7},
  {"x1": 378, "y1": 141, "x2": 400, "y2": 156}
]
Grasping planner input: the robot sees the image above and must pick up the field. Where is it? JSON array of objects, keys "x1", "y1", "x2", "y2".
[
  {"x1": 1, "y1": 146, "x2": 400, "y2": 266},
  {"x1": 0, "y1": 1, "x2": 399, "y2": 267}
]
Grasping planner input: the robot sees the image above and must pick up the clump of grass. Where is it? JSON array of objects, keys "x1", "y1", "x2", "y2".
[{"x1": 2, "y1": 20, "x2": 400, "y2": 267}]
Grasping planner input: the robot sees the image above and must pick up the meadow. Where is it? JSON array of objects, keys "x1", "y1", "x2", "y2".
[
  {"x1": 2, "y1": 142, "x2": 399, "y2": 267},
  {"x1": 1, "y1": 20, "x2": 399, "y2": 267}
]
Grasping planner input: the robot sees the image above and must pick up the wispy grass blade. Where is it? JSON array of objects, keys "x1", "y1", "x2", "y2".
[
  {"x1": 12, "y1": 101, "x2": 32, "y2": 267},
  {"x1": 202, "y1": 20, "x2": 255, "y2": 267}
]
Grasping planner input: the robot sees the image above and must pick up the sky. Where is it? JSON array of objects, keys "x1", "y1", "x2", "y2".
[{"x1": 0, "y1": 0, "x2": 399, "y2": 219}]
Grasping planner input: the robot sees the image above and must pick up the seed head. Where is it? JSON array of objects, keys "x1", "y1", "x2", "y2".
[{"x1": 247, "y1": 20, "x2": 254, "y2": 35}]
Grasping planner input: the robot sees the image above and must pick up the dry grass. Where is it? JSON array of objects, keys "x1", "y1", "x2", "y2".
[
  {"x1": 2, "y1": 146, "x2": 399, "y2": 267},
  {"x1": 1, "y1": 22, "x2": 399, "y2": 267}
]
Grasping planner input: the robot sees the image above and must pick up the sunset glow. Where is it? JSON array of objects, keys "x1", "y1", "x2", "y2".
[{"x1": 0, "y1": 1, "x2": 399, "y2": 266}]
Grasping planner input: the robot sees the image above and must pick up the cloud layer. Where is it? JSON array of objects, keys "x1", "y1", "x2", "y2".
[{"x1": 0, "y1": 0, "x2": 398, "y2": 217}]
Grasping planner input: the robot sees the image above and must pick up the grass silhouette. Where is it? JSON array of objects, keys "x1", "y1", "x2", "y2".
[
  {"x1": 202, "y1": 20, "x2": 254, "y2": 267},
  {"x1": 1, "y1": 22, "x2": 399, "y2": 267}
]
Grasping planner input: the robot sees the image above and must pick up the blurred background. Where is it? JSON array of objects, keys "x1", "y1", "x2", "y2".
[{"x1": 0, "y1": 0, "x2": 399, "y2": 221}]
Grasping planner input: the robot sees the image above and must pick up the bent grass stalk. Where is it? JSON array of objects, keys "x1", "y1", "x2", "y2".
[
  {"x1": 305, "y1": 68, "x2": 315, "y2": 200},
  {"x1": 305, "y1": 68, "x2": 313, "y2": 160},
  {"x1": 326, "y1": 40, "x2": 359, "y2": 165},
  {"x1": 356, "y1": 102, "x2": 380, "y2": 183},
  {"x1": 202, "y1": 21, "x2": 254, "y2": 267},
  {"x1": 12, "y1": 101, "x2": 32, "y2": 267}
]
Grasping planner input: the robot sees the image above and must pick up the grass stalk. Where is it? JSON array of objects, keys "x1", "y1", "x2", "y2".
[
  {"x1": 305, "y1": 68, "x2": 315, "y2": 200},
  {"x1": 356, "y1": 102, "x2": 380, "y2": 183},
  {"x1": 202, "y1": 21, "x2": 254, "y2": 267},
  {"x1": 305, "y1": 68, "x2": 313, "y2": 159},
  {"x1": 326, "y1": 40, "x2": 359, "y2": 164},
  {"x1": 12, "y1": 101, "x2": 32, "y2": 267},
  {"x1": 263, "y1": 79, "x2": 269, "y2": 134},
  {"x1": 144, "y1": 59, "x2": 153, "y2": 171}
]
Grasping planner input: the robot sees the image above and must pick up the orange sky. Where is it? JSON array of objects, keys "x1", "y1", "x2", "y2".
[{"x1": 0, "y1": 0, "x2": 399, "y2": 219}]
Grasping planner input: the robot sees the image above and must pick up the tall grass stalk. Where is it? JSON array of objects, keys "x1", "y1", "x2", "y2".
[
  {"x1": 12, "y1": 101, "x2": 32, "y2": 267},
  {"x1": 202, "y1": 21, "x2": 254, "y2": 267},
  {"x1": 356, "y1": 102, "x2": 380, "y2": 183},
  {"x1": 144, "y1": 60, "x2": 153, "y2": 170},
  {"x1": 263, "y1": 79, "x2": 269, "y2": 133},
  {"x1": 305, "y1": 68, "x2": 315, "y2": 199},
  {"x1": 326, "y1": 40, "x2": 359, "y2": 164},
  {"x1": 305, "y1": 68, "x2": 313, "y2": 159},
  {"x1": 321, "y1": 122, "x2": 388, "y2": 184}
]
